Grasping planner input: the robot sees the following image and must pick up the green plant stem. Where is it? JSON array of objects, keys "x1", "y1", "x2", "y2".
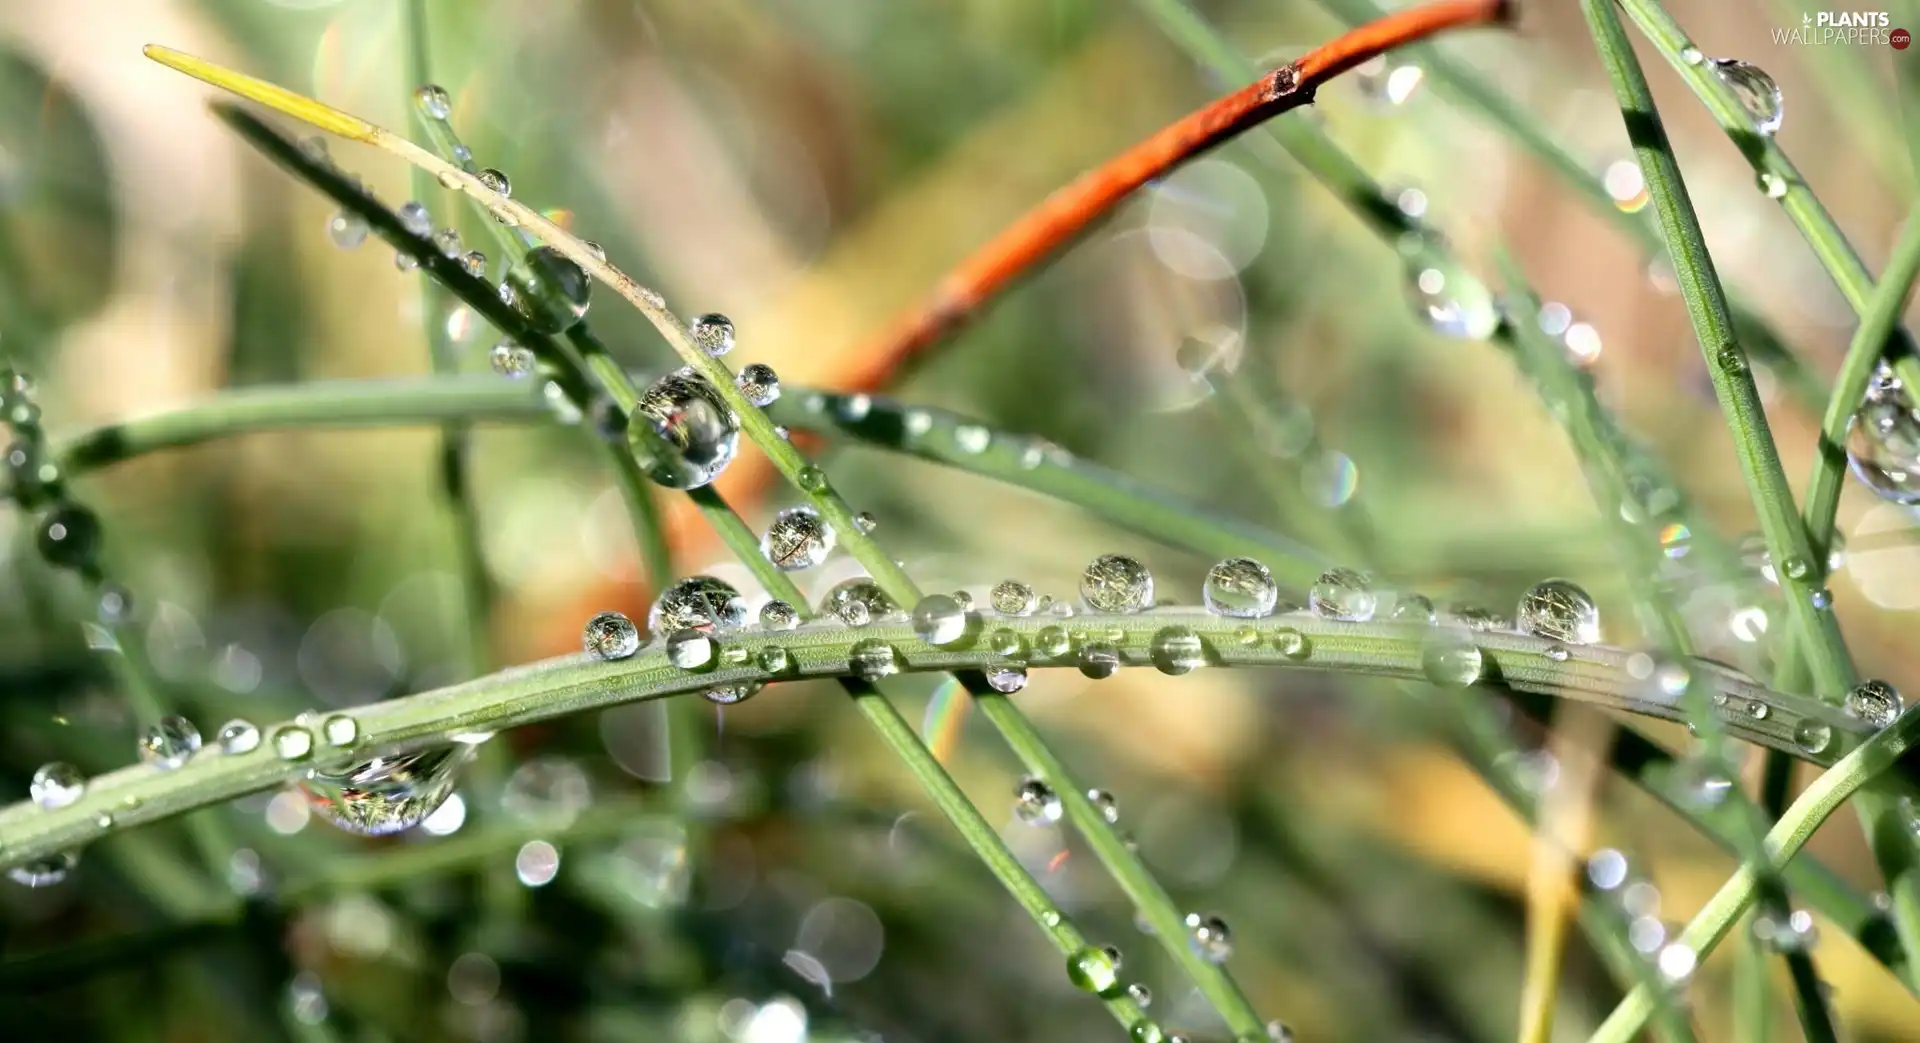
[
  {"x1": 1588, "y1": 707, "x2": 1920, "y2": 1043},
  {"x1": 1310, "y1": 0, "x2": 1826, "y2": 413},
  {"x1": 1613, "y1": 0, "x2": 1920, "y2": 395}
]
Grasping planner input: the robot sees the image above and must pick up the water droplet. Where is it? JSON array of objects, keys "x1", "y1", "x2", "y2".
[
  {"x1": 514, "y1": 246, "x2": 593, "y2": 332},
  {"x1": 1845, "y1": 391, "x2": 1920, "y2": 503},
  {"x1": 7, "y1": 850, "x2": 77, "y2": 888},
  {"x1": 1149, "y1": 626, "x2": 1206, "y2": 675},
  {"x1": 796, "y1": 466, "x2": 828, "y2": 492},
  {"x1": 651, "y1": 576, "x2": 747, "y2": 635},
  {"x1": 1680, "y1": 45, "x2": 1705, "y2": 65},
  {"x1": 854, "y1": 511, "x2": 878, "y2": 534},
  {"x1": 735, "y1": 363, "x2": 781, "y2": 406},
  {"x1": 987, "y1": 665, "x2": 1028, "y2": 692},
  {"x1": 583, "y1": 611, "x2": 641, "y2": 659},
  {"x1": 1517, "y1": 579, "x2": 1601, "y2": 644},
  {"x1": 1846, "y1": 679, "x2": 1904, "y2": 729},
  {"x1": 1356, "y1": 56, "x2": 1426, "y2": 105},
  {"x1": 1310, "y1": 567, "x2": 1376, "y2": 622},
  {"x1": 138, "y1": 715, "x2": 202, "y2": 770},
  {"x1": 36, "y1": 504, "x2": 100, "y2": 571},
  {"x1": 1406, "y1": 263, "x2": 1500, "y2": 339},
  {"x1": 1544, "y1": 643, "x2": 1571, "y2": 663},
  {"x1": 489, "y1": 341, "x2": 536, "y2": 379},
  {"x1": 1086, "y1": 789, "x2": 1121, "y2": 824},
  {"x1": 414, "y1": 84, "x2": 452, "y2": 120},
  {"x1": 1657, "y1": 943, "x2": 1698, "y2": 983},
  {"x1": 955, "y1": 425, "x2": 991, "y2": 454},
  {"x1": 1758, "y1": 171, "x2": 1789, "y2": 199},
  {"x1": 1185, "y1": 912, "x2": 1234, "y2": 963},
  {"x1": 1123, "y1": 982, "x2": 1152, "y2": 1008},
  {"x1": 396, "y1": 200, "x2": 432, "y2": 238},
  {"x1": 1266, "y1": 1021, "x2": 1296, "y2": 1042},
  {"x1": 302, "y1": 747, "x2": 467, "y2": 836},
  {"x1": 759, "y1": 600, "x2": 800, "y2": 630},
  {"x1": 664, "y1": 630, "x2": 714, "y2": 670},
  {"x1": 1202, "y1": 557, "x2": 1278, "y2": 618},
  {"x1": 1080, "y1": 554, "x2": 1154, "y2": 613},
  {"x1": 689, "y1": 313, "x2": 736, "y2": 357},
  {"x1": 321, "y1": 714, "x2": 358, "y2": 747},
  {"x1": 755, "y1": 646, "x2": 793, "y2": 675},
  {"x1": 327, "y1": 211, "x2": 367, "y2": 249},
  {"x1": 631, "y1": 370, "x2": 740, "y2": 490},
  {"x1": 30, "y1": 763, "x2": 84, "y2": 810},
  {"x1": 1709, "y1": 59, "x2": 1783, "y2": 135},
  {"x1": 218, "y1": 719, "x2": 261, "y2": 754},
  {"x1": 394, "y1": 251, "x2": 420, "y2": 272},
  {"x1": 1794, "y1": 719, "x2": 1833, "y2": 755},
  {"x1": 1078, "y1": 643, "x2": 1121, "y2": 679},
  {"x1": 273, "y1": 725, "x2": 315, "y2": 760},
  {"x1": 991, "y1": 580, "x2": 1038, "y2": 616},
  {"x1": 1066, "y1": 945, "x2": 1120, "y2": 994},
  {"x1": 1015, "y1": 775, "x2": 1062, "y2": 825},
  {"x1": 911, "y1": 594, "x2": 969, "y2": 647},
  {"x1": 848, "y1": 638, "x2": 900, "y2": 679},
  {"x1": 702, "y1": 680, "x2": 761, "y2": 705},
  {"x1": 762, "y1": 506, "x2": 835, "y2": 571},
  {"x1": 477, "y1": 168, "x2": 510, "y2": 196},
  {"x1": 823, "y1": 578, "x2": 896, "y2": 627},
  {"x1": 1273, "y1": 627, "x2": 1310, "y2": 659},
  {"x1": 1036, "y1": 625, "x2": 1071, "y2": 658},
  {"x1": 1420, "y1": 626, "x2": 1483, "y2": 687}
]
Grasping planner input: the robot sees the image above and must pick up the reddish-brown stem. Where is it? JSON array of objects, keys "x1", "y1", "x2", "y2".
[{"x1": 837, "y1": 0, "x2": 1511, "y2": 392}]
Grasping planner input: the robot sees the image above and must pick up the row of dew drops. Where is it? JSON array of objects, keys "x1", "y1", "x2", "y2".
[{"x1": 13, "y1": 550, "x2": 1907, "y2": 890}]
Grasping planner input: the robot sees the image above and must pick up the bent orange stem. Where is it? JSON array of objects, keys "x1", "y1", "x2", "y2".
[{"x1": 839, "y1": 0, "x2": 1512, "y2": 392}]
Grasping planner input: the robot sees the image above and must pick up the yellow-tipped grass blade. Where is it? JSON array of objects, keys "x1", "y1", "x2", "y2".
[
  {"x1": 143, "y1": 45, "x2": 375, "y2": 143},
  {"x1": 142, "y1": 44, "x2": 695, "y2": 361}
]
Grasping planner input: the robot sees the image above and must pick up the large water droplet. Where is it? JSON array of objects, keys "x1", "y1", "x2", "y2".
[
  {"x1": 631, "y1": 370, "x2": 741, "y2": 490},
  {"x1": 1015, "y1": 775, "x2": 1062, "y2": 824},
  {"x1": 1845, "y1": 679, "x2": 1904, "y2": 729},
  {"x1": 1066, "y1": 945, "x2": 1119, "y2": 994},
  {"x1": 650, "y1": 576, "x2": 747, "y2": 635},
  {"x1": 301, "y1": 747, "x2": 468, "y2": 836},
  {"x1": 1310, "y1": 568, "x2": 1376, "y2": 622},
  {"x1": 1077, "y1": 643, "x2": 1121, "y2": 679},
  {"x1": 1202, "y1": 557, "x2": 1278, "y2": 618},
  {"x1": 823, "y1": 578, "x2": 896, "y2": 627},
  {"x1": 1149, "y1": 626, "x2": 1206, "y2": 675},
  {"x1": 1794, "y1": 718, "x2": 1833, "y2": 755},
  {"x1": 1080, "y1": 554, "x2": 1154, "y2": 613},
  {"x1": 762, "y1": 506, "x2": 835, "y2": 571},
  {"x1": 1185, "y1": 912, "x2": 1234, "y2": 963},
  {"x1": 987, "y1": 664, "x2": 1029, "y2": 692},
  {"x1": 30, "y1": 763, "x2": 84, "y2": 810},
  {"x1": 736, "y1": 363, "x2": 781, "y2": 407},
  {"x1": 7, "y1": 850, "x2": 77, "y2": 888},
  {"x1": 583, "y1": 611, "x2": 641, "y2": 660},
  {"x1": 321, "y1": 714, "x2": 358, "y2": 748},
  {"x1": 1846, "y1": 391, "x2": 1920, "y2": 503},
  {"x1": 218, "y1": 719, "x2": 261, "y2": 754},
  {"x1": 1709, "y1": 58, "x2": 1783, "y2": 136},
  {"x1": 690, "y1": 313, "x2": 736, "y2": 357},
  {"x1": 911, "y1": 594, "x2": 969, "y2": 647},
  {"x1": 665, "y1": 630, "x2": 715, "y2": 670},
  {"x1": 273, "y1": 725, "x2": 314, "y2": 760},
  {"x1": 849, "y1": 638, "x2": 900, "y2": 679},
  {"x1": 138, "y1": 715, "x2": 202, "y2": 770},
  {"x1": 1517, "y1": 579, "x2": 1601, "y2": 644},
  {"x1": 477, "y1": 168, "x2": 511, "y2": 196}
]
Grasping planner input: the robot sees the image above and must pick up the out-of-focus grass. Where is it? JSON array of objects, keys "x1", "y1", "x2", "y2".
[{"x1": 2, "y1": 0, "x2": 1919, "y2": 1040}]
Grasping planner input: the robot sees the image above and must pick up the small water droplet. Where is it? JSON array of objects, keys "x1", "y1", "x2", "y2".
[
  {"x1": 1016, "y1": 775, "x2": 1063, "y2": 825},
  {"x1": 394, "y1": 251, "x2": 420, "y2": 272},
  {"x1": 1794, "y1": 719, "x2": 1833, "y2": 755},
  {"x1": 1420, "y1": 626, "x2": 1483, "y2": 687},
  {"x1": 1149, "y1": 626, "x2": 1206, "y2": 675},
  {"x1": 991, "y1": 580, "x2": 1039, "y2": 616},
  {"x1": 854, "y1": 511, "x2": 878, "y2": 534},
  {"x1": 1310, "y1": 567, "x2": 1376, "y2": 622},
  {"x1": 824, "y1": 578, "x2": 896, "y2": 627},
  {"x1": 477, "y1": 168, "x2": 511, "y2": 196},
  {"x1": 796, "y1": 465, "x2": 828, "y2": 492},
  {"x1": 1544, "y1": 643, "x2": 1571, "y2": 663},
  {"x1": 849, "y1": 638, "x2": 900, "y2": 679},
  {"x1": 273, "y1": 725, "x2": 315, "y2": 760},
  {"x1": 1273, "y1": 627, "x2": 1310, "y2": 659},
  {"x1": 414, "y1": 84, "x2": 452, "y2": 120},
  {"x1": 1087, "y1": 789, "x2": 1120, "y2": 824},
  {"x1": 583, "y1": 611, "x2": 641, "y2": 659},
  {"x1": 1125, "y1": 982, "x2": 1152, "y2": 1007},
  {"x1": 218, "y1": 719, "x2": 261, "y2": 754},
  {"x1": 30, "y1": 763, "x2": 84, "y2": 810},
  {"x1": 327, "y1": 211, "x2": 368, "y2": 249},
  {"x1": 432, "y1": 227, "x2": 462, "y2": 257},
  {"x1": 36, "y1": 504, "x2": 101, "y2": 571},
  {"x1": 631, "y1": 370, "x2": 740, "y2": 489},
  {"x1": 321, "y1": 714, "x2": 358, "y2": 748},
  {"x1": 512, "y1": 246, "x2": 594, "y2": 332},
  {"x1": 986, "y1": 664, "x2": 1029, "y2": 692},
  {"x1": 1390, "y1": 592, "x2": 1438, "y2": 624},
  {"x1": 651, "y1": 576, "x2": 747, "y2": 635},
  {"x1": 1202, "y1": 557, "x2": 1278, "y2": 618},
  {"x1": 911, "y1": 594, "x2": 969, "y2": 647},
  {"x1": 1846, "y1": 388, "x2": 1920, "y2": 503},
  {"x1": 666, "y1": 630, "x2": 716, "y2": 670},
  {"x1": 758, "y1": 600, "x2": 800, "y2": 630},
  {"x1": 955, "y1": 425, "x2": 991, "y2": 454},
  {"x1": 489, "y1": 341, "x2": 536, "y2": 379},
  {"x1": 1709, "y1": 58, "x2": 1783, "y2": 135},
  {"x1": 1405, "y1": 263, "x2": 1500, "y2": 339},
  {"x1": 1066, "y1": 945, "x2": 1119, "y2": 994},
  {"x1": 1680, "y1": 45, "x2": 1705, "y2": 65},
  {"x1": 1077, "y1": 642, "x2": 1121, "y2": 679},
  {"x1": 761, "y1": 506, "x2": 835, "y2": 571},
  {"x1": 735, "y1": 363, "x2": 781, "y2": 407},
  {"x1": 1758, "y1": 171, "x2": 1789, "y2": 199},
  {"x1": 757, "y1": 646, "x2": 792, "y2": 674},
  {"x1": 1267, "y1": 1020, "x2": 1296, "y2": 1042},
  {"x1": 690, "y1": 313, "x2": 736, "y2": 357},
  {"x1": 1036, "y1": 626, "x2": 1071, "y2": 658},
  {"x1": 7, "y1": 850, "x2": 77, "y2": 888},
  {"x1": 138, "y1": 715, "x2": 202, "y2": 770},
  {"x1": 302, "y1": 747, "x2": 467, "y2": 836},
  {"x1": 396, "y1": 201, "x2": 431, "y2": 237},
  {"x1": 1185, "y1": 912, "x2": 1234, "y2": 963},
  {"x1": 1517, "y1": 579, "x2": 1601, "y2": 644},
  {"x1": 1846, "y1": 679, "x2": 1903, "y2": 729}
]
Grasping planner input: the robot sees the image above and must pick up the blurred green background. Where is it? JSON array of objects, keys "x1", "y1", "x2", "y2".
[{"x1": 2, "y1": 0, "x2": 1919, "y2": 1039}]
